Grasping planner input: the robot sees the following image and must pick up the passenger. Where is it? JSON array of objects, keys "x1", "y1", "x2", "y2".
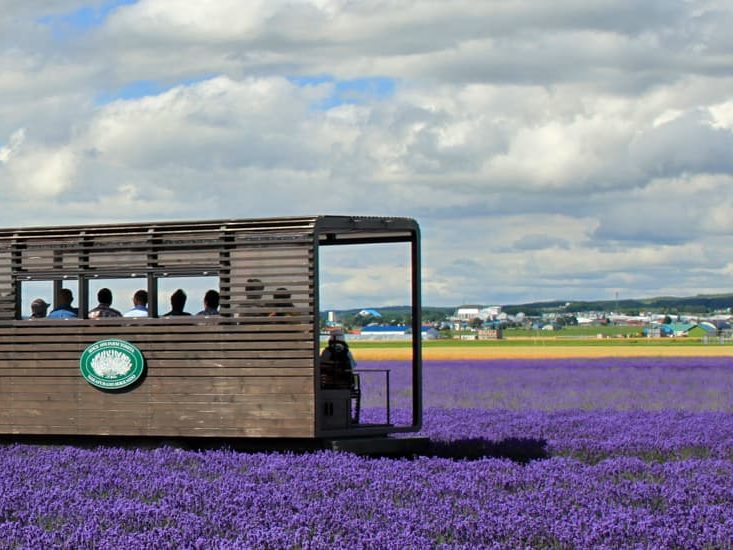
[
  {"x1": 124, "y1": 289, "x2": 149, "y2": 318},
  {"x1": 163, "y1": 288, "x2": 191, "y2": 316},
  {"x1": 245, "y1": 278, "x2": 264, "y2": 301},
  {"x1": 320, "y1": 329, "x2": 356, "y2": 370},
  {"x1": 47, "y1": 289, "x2": 78, "y2": 319},
  {"x1": 197, "y1": 289, "x2": 220, "y2": 316},
  {"x1": 88, "y1": 288, "x2": 123, "y2": 319},
  {"x1": 245, "y1": 278, "x2": 267, "y2": 317},
  {"x1": 268, "y1": 287, "x2": 295, "y2": 317},
  {"x1": 29, "y1": 298, "x2": 49, "y2": 319}
]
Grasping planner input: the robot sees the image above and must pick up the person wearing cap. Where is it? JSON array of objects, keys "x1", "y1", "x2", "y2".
[
  {"x1": 29, "y1": 298, "x2": 49, "y2": 319},
  {"x1": 320, "y1": 329, "x2": 356, "y2": 370}
]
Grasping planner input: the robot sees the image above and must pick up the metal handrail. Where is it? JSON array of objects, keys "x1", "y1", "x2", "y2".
[{"x1": 353, "y1": 368, "x2": 391, "y2": 425}]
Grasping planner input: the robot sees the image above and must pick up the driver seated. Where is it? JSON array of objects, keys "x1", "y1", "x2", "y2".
[
  {"x1": 320, "y1": 330, "x2": 356, "y2": 388},
  {"x1": 321, "y1": 329, "x2": 356, "y2": 367}
]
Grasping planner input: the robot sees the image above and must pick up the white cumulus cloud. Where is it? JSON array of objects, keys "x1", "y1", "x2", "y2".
[{"x1": 1, "y1": 0, "x2": 733, "y2": 306}]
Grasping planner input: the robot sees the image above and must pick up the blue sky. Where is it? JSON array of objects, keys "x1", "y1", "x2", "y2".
[
  {"x1": 40, "y1": 2, "x2": 396, "y2": 111},
  {"x1": 289, "y1": 76, "x2": 397, "y2": 110},
  {"x1": 97, "y1": 75, "x2": 396, "y2": 107},
  {"x1": 39, "y1": 0, "x2": 137, "y2": 34},
  {"x1": 95, "y1": 76, "x2": 218, "y2": 104}
]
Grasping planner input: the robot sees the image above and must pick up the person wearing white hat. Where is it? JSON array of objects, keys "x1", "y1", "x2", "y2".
[{"x1": 30, "y1": 298, "x2": 49, "y2": 319}]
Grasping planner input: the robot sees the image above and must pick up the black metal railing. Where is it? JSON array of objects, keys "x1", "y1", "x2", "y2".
[{"x1": 354, "y1": 368, "x2": 391, "y2": 426}]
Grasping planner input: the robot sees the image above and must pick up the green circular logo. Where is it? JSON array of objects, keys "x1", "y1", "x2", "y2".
[{"x1": 80, "y1": 339, "x2": 145, "y2": 390}]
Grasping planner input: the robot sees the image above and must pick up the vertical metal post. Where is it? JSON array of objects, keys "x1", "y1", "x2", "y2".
[
  {"x1": 386, "y1": 369, "x2": 391, "y2": 426},
  {"x1": 147, "y1": 228, "x2": 159, "y2": 317},
  {"x1": 13, "y1": 278, "x2": 21, "y2": 320},
  {"x1": 79, "y1": 231, "x2": 89, "y2": 319},
  {"x1": 219, "y1": 226, "x2": 232, "y2": 318},
  {"x1": 312, "y1": 230, "x2": 322, "y2": 436},
  {"x1": 52, "y1": 280, "x2": 62, "y2": 311},
  {"x1": 410, "y1": 225, "x2": 423, "y2": 430},
  {"x1": 11, "y1": 234, "x2": 22, "y2": 320},
  {"x1": 78, "y1": 276, "x2": 87, "y2": 319},
  {"x1": 147, "y1": 274, "x2": 157, "y2": 318}
]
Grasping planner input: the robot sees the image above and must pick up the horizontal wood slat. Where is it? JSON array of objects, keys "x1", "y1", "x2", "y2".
[
  {"x1": 2, "y1": 376, "x2": 312, "y2": 392},
  {"x1": 2, "y1": 316, "x2": 314, "y2": 327},
  {"x1": 229, "y1": 267, "x2": 312, "y2": 276},
  {"x1": 5, "y1": 323, "x2": 314, "y2": 333},
  {"x1": 3, "y1": 393, "x2": 314, "y2": 409},
  {"x1": 1, "y1": 218, "x2": 316, "y2": 240},
  {"x1": 0, "y1": 365, "x2": 313, "y2": 376},
  {"x1": 0, "y1": 341, "x2": 313, "y2": 352},
  {"x1": 227, "y1": 280, "x2": 311, "y2": 289},
  {"x1": 2, "y1": 398, "x2": 315, "y2": 413},
  {"x1": 0, "y1": 332, "x2": 313, "y2": 343},
  {"x1": 0, "y1": 353, "x2": 313, "y2": 363},
  {"x1": 0, "y1": 424, "x2": 314, "y2": 438}
]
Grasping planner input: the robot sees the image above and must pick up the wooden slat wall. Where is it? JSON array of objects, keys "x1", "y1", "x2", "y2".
[{"x1": 0, "y1": 218, "x2": 318, "y2": 438}]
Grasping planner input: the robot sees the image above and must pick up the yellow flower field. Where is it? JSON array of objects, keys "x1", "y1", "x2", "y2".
[{"x1": 355, "y1": 345, "x2": 733, "y2": 361}]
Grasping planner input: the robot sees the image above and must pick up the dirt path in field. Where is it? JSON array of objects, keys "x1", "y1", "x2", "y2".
[{"x1": 356, "y1": 345, "x2": 733, "y2": 361}]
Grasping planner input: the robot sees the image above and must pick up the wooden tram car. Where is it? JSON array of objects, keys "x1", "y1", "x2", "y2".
[{"x1": 0, "y1": 216, "x2": 422, "y2": 443}]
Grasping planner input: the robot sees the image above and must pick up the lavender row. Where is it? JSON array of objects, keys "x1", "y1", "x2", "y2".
[
  {"x1": 372, "y1": 408, "x2": 733, "y2": 462},
  {"x1": 1, "y1": 445, "x2": 731, "y2": 549},
  {"x1": 358, "y1": 357, "x2": 733, "y2": 411}
]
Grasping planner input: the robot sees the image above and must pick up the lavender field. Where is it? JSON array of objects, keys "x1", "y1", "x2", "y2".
[{"x1": 2, "y1": 356, "x2": 733, "y2": 548}]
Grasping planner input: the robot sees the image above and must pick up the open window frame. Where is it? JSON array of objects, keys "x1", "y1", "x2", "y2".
[
  {"x1": 8, "y1": 224, "x2": 226, "y2": 324},
  {"x1": 313, "y1": 217, "x2": 423, "y2": 436}
]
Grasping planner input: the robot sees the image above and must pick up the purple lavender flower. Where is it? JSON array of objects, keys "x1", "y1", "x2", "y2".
[
  {"x1": 0, "y1": 444, "x2": 732, "y2": 548},
  {"x1": 0, "y1": 356, "x2": 731, "y2": 547}
]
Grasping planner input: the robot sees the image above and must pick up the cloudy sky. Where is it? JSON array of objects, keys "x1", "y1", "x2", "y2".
[{"x1": 2, "y1": 1, "x2": 733, "y2": 308}]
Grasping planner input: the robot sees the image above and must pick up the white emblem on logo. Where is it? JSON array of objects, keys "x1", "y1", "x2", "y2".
[{"x1": 90, "y1": 349, "x2": 133, "y2": 378}]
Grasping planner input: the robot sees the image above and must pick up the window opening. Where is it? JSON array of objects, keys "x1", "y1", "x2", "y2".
[
  {"x1": 18, "y1": 279, "x2": 81, "y2": 320},
  {"x1": 156, "y1": 275, "x2": 220, "y2": 317},
  {"x1": 88, "y1": 277, "x2": 148, "y2": 318},
  {"x1": 20, "y1": 280, "x2": 53, "y2": 320},
  {"x1": 319, "y1": 241, "x2": 413, "y2": 427}
]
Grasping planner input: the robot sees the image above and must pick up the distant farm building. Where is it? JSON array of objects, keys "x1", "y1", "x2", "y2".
[
  {"x1": 349, "y1": 325, "x2": 439, "y2": 341},
  {"x1": 478, "y1": 328, "x2": 503, "y2": 340},
  {"x1": 359, "y1": 325, "x2": 409, "y2": 340},
  {"x1": 700, "y1": 320, "x2": 732, "y2": 333},
  {"x1": 662, "y1": 323, "x2": 705, "y2": 337},
  {"x1": 421, "y1": 327, "x2": 440, "y2": 340},
  {"x1": 646, "y1": 323, "x2": 709, "y2": 337},
  {"x1": 453, "y1": 305, "x2": 502, "y2": 321},
  {"x1": 358, "y1": 309, "x2": 382, "y2": 318},
  {"x1": 480, "y1": 306, "x2": 502, "y2": 319},
  {"x1": 454, "y1": 306, "x2": 481, "y2": 321}
]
